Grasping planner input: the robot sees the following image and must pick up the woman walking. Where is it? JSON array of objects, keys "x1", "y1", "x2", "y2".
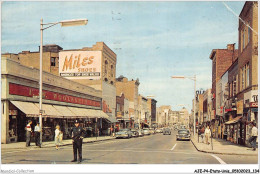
[{"x1": 55, "y1": 125, "x2": 61, "y2": 150}]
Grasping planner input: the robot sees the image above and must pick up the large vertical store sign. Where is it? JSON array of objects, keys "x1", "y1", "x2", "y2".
[{"x1": 59, "y1": 51, "x2": 101, "y2": 80}]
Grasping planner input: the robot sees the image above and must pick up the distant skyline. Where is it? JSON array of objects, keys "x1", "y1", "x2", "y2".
[{"x1": 1, "y1": 1, "x2": 245, "y2": 112}]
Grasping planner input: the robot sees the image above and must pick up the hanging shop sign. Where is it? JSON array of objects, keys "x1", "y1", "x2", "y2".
[
  {"x1": 59, "y1": 51, "x2": 102, "y2": 80},
  {"x1": 9, "y1": 83, "x2": 101, "y2": 108}
]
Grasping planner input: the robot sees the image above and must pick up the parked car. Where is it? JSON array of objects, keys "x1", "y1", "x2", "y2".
[
  {"x1": 176, "y1": 129, "x2": 191, "y2": 141},
  {"x1": 149, "y1": 128, "x2": 155, "y2": 134},
  {"x1": 115, "y1": 129, "x2": 132, "y2": 139},
  {"x1": 130, "y1": 129, "x2": 139, "y2": 137},
  {"x1": 163, "y1": 127, "x2": 171, "y2": 135},
  {"x1": 155, "y1": 128, "x2": 163, "y2": 133},
  {"x1": 143, "y1": 128, "x2": 151, "y2": 135},
  {"x1": 179, "y1": 125, "x2": 186, "y2": 130},
  {"x1": 138, "y1": 129, "x2": 144, "y2": 137}
]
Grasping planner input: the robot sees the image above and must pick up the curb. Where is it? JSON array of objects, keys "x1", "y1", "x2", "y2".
[
  {"x1": 191, "y1": 139, "x2": 258, "y2": 156},
  {"x1": 3, "y1": 137, "x2": 116, "y2": 150}
]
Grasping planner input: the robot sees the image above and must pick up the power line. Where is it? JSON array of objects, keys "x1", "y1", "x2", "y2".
[{"x1": 222, "y1": 2, "x2": 258, "y2": 35}]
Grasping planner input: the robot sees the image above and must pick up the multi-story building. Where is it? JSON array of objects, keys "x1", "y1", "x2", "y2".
[
  {"x1": 237, "y1": 1, "x2": 258, "y2": 146},
  {"x1": 59, "y1": 42, "x2": 117, "y2": 121},
  {"x1": 147, "y1": 98, "x2": 157, "y2": 127},
  {"x1": 2, "y1": 43, "x2": 118, "y2": 123},
  {"x1": 195, "y1": 90, "x2": 204, "y2": 125},
  {"x1": 1, "y1": 57, "x2": 110, "y2": 144},
  {"x1": 156, "y1": 105, "x2": 171, "y2": 127},
  {"x1": 179, "y1": 107, "x2": 189, "y2": 127},
  {"x1": 209, "y1": 44, "x2": 238, "y2": 138},
  {"x1": 203, "y1": 89, "x2": 212, "y2": 123},
  {"x1": 138, "y1": 95, "x2": 149, "y2": 128},
  {"x1": 209, "y1": 43, "x2": 238, "y2": 120},
  {"x1": 115, "y1": 76, "x2": 140, "y2": 126}
]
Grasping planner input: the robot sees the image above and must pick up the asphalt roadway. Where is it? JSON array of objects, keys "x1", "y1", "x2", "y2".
[{"x1": 1, "y1": 130, "x2": 258, "y2": 164}]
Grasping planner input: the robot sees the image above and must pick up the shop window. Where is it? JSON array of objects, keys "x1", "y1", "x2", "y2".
[
  {"x1": 51, "y1": 57, "x2": 56, "y2": 66},
  {"x1": 9, "y1": 114, "x2": 17, "y2": 138}
]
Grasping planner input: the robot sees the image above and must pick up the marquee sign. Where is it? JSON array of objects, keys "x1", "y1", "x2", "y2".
[{"x1": 59, "y1": 51, "x2": 102, "y2": 79}]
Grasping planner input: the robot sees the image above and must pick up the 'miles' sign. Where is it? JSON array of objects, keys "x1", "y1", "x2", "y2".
[{"x1": 59, "y1": 51, "x2": 101, "y2": 80}]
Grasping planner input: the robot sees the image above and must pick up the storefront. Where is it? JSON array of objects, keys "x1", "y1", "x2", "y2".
[{"x1": 1, "y1": 58, "x2": 111, "y2": 144}]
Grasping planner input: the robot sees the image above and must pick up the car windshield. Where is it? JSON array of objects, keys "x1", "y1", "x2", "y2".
[
  {"x1": 120, "y1": 129, "x2": 129, "y2": 131},
  {"x1": 178, "y1": 130, "x2": 189, "y2": 134}
]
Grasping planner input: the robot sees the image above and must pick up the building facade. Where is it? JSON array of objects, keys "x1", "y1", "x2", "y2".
[
  {"x1": 237, "y1": 1, "x2": 258, "y2": 146},
  {"x1": 2, "y1": 57, "x2": 110, "y2": 144},
  {"x1": 115, "y1": 76, "x2": 140, "y2": 127}
]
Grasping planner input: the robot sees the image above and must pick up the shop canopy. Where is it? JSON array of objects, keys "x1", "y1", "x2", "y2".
[
  {"x1": 224, "y1": 116, "x2": 243, "y2": 125},
  {"x1": 10, "y1": 101, "x2": 39, "y2": 117},
  {"x1": 105, "y1": 117, "x2": 118, "y2": 123},
  {"x1": 11, "y1": 101, "x2": 109, "y2": 119}
]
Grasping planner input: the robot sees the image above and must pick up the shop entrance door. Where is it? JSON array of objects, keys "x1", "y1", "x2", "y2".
[{"x1": 17, "y1": 111, "x2": 27, "y2": 142}]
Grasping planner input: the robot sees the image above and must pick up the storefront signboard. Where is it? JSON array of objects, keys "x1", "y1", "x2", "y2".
[
  {"x1": 59, "y1": 51, "x2": 102, "y2": 80},
  {"x1": 9, "y1": 83, "x2": 101, "y2": 108}
]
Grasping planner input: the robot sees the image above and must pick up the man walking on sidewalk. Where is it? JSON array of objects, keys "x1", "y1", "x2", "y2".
[
  {"x1": 249, "y1": 122, "x2": 258, "y2": 151},
  {"x1": 26, "y1": 120, "x2": 33, "y2": 147},
  {"x1": 205, "y1": 126, "x2": 211, "y2": 145},
  {"x1": 34, "y1": 122, "x2": 41, "y2": 147}
]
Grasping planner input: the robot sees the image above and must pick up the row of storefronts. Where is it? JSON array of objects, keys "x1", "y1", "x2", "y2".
[{"x1": 1, "y1": 57, "x2": 116, "y2": 144}]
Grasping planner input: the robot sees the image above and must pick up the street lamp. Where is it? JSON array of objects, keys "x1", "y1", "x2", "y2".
[
  {"x1": 171, "y1": 75, "x2": 196, "y2": 136},
  {"x1": 39, "y1": 18, "x2": 88, "y2": 147}
]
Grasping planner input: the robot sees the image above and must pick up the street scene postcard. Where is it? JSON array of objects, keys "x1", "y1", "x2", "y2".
[{"x1": 1, "y1": 1, "x2": 259, "y2": 174}]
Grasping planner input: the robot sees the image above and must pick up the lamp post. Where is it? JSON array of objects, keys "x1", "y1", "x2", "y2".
[
  {"x1": 171, "y1": 75, "x2": 196, "y2": 136},
  {"x1": 39, "y1": 18, "x2": 88, "y2": 147}
]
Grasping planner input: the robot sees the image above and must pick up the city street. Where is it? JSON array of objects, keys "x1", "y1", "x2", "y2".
[{"x1": 2, "y1": 131, "x2": 258, "y2": 164}]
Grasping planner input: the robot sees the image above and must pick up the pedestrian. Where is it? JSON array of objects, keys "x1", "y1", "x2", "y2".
[
  {"x1": 71, "y1": 120, "x2": 86, "y2": 163},
  {"x1": 200, "y1": 125, "x2": 205, "y2": 142},
  {"x1": 249, "y1": 122, "x2": 258, "y2": 151},
  {"x1": 26, "y1": 120, "x2": 33, "y2": 147},
  {"x1": 204, "y1": 126, "x2": 211, "y2": 145},
  {"x1": 34, "y1": 122, "x2": 41, "y2": 147},
  {"x1": 55, "y1": 125, "x2": 61, "y2": 150}
]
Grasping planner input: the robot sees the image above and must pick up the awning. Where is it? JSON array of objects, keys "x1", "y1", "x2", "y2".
[
  {"x1": 34, "y1": 103, "x2": 63, "y2": 118},
  {"x1": 10, "y1": 101, "x2": 39, "y2": 117},
  {"x1": 225, "y1": 116, "x2": 243, "y2": 125},
  {"x1": 105, "y1": 117, "x2": 118, "y2": 123},
  {"x1": 52, "y1": 105, "x2": 76, "y2": 117}
]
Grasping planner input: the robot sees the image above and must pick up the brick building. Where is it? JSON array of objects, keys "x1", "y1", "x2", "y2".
[
  {"x1": 115, "y1": 76, "x2": 140, "y2": 126},
  {"x1": 236, "y1": 1, "x2": 258, "y2": 146}
]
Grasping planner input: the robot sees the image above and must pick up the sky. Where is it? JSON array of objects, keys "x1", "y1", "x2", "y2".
[{"x1": 1, "y1": 1, "x2": 246, "y2": 112}]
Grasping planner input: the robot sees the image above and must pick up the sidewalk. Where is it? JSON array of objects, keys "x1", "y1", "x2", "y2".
[
  {"x1": 1, "y1": 136, "x2": 116, "y2": 150},
  {"x1": 191, "y1": 134, "x2": 258, "y2": 156}
]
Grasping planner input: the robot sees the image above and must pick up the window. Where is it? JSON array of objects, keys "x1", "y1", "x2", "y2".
[
  {"x1": 229, "y1": 83, "x2": 232, "y2": 97},
  {"x1": 246, "y1": 62, "x2": 250, "y2": 87},
  {"x1": 111, "y1": 65, "x2": 114, "y2": 77},
  {"x1": 241, "y1": 67, "x2": 245, "y2": 90},
  {"x1": 243, "y1": 28, "x2": 246, "y2": 49},
  {"x1": 117, "y1": 104, "x2": 120, "y2": 112},
  {"x1": 104, "y1": 60, "x2": 108, "y2": 74},
  {"x1": 233, "y1": 76, "x2": 236, "y2": 96},
  {"x1": 51, "y1": 57, "x2": 56, "y2": 66},
  {"x1": 248, "y1": 26, "x2": 251, "y2": 44}
]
